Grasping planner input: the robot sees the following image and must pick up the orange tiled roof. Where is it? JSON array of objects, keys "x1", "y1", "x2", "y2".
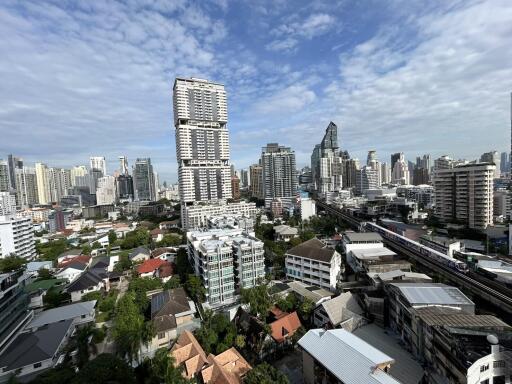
[
  {"x1": 137, "y1": 258, "x2": 166, "y2": 274},
  {"x1": 170, "y1": 330, "x2": 209, "y2": 379},
  {"x1": 270, "y1": 311, "x2": 302, "y2": 343}
]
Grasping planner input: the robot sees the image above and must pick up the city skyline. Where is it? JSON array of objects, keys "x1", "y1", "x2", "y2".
[{"x1": 0, "y1": 1, "x2": 511, "y2": 182}]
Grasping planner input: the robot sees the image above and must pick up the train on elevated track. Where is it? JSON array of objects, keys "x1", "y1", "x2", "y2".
[{"x1": 363, "y1": 221, "x2": 469, "y2": 274}]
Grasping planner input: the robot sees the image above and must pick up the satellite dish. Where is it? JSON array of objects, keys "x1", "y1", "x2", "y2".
[{"x1": 487, "y1": 334, "x2": 499, "y2": 345}]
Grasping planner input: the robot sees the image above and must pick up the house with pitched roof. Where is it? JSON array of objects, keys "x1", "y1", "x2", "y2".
[
  {"x1": 65, "y1": 270, "x2": 105, "y2": 302},
  {"x1": 140, "y1": 288, "x2": 199, "y2": 357},
  {"x1": 313, "y1": 292, "x2": 366, "y2": 331},
  {"x1": 170, "y1": 330, "x2": 251, "y2": 383}
]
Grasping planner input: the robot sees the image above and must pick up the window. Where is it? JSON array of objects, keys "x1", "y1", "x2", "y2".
[
  {"x1": 480, "y1": 380, "x2": 489, "y2": 384},
  {"x1": 480, "y1": 364, "x2": 489, "y2": 372},
  {"x1": 33, "y1": 362, "x2": 42, "y2": 369},
  {"x1": 492, "y1": 376, "x2": 505, "y2": 384},
  {"x1": 493, "y1": 360, "x2": 506, "y2": 368},
  {"x1": 158, "y1": 332, "x2": 166, "y2": 340}
]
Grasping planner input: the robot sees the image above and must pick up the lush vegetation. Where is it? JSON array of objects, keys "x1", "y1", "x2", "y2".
[
  {"x1": 0, "y1": 256, "x2": 26, "y2": 273},
  {"x1": 128, "y1": 277, "x2": 163, "y2": 312},
  {"x1": 112, "y1": 292, "x2": 154, "y2": 362},
  {"x1": 276, "y1": 292, "x2": 315, "y2": 323},
  {"x1": 244, "y1": 362, "x2": 289, "y2": 384},
  {"x1": 241, "y1": 282, "x2": 274, "y2": 320},
  {"x1": 135, "y1": 348, "x2": 193, "y2": 384},
  {"x1": 156, "y1": 233, "x2": 183, "y2": 247},
  {"x1": 36, "y1": 239, "x2": 69, "y2": 262},
  {"x1": 82, "y1": 290, "x2": 118, "y2": 322},
  {"x1": 195, "y1": 310, "x2": 242, "y2": 355},
  {"x1": 114, "y1": 251, "x2": 132, "y2": 272},
  {"x1": 43, "y1": 287, "x2": 70, "y2": 309},
  {"x1": 120, "y1": 228, "x2": 151, "y2": 249}
]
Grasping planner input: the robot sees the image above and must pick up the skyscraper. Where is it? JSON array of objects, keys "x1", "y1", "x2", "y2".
[
  {"x1": 391, "y1": 153, "x2": 410, "y2": 185},
  {"x1": 311, "y1": 122, "x2": 343, "y2": 195},
  {"x1": 261, "y1": 143, "x2": 297, "y2": 207},
  {"x1": 7, "y1": 155, "x2": 22, "y2": 191},
  {"x1": 173, "y1": 77, "x2": 231, "y2": 206},
  {"x1": 119, "y1": 156, "x2": 129, "y2": 175},
  {"x1": 133, "y1": 158, "x2": 155, "y2": 201},
  {"x1": 70, "y1": 165, "x2": 88, "y2": 187},
  {"x1": 249, "y1": 164, "x2": 263, "y2": 199},
  {"x1": 500, "y1": 151, "x2": 509, "y2": 175},
  {"x1": 96, "y1": 175, "x2": 117, "y2": 205},
  {"x1": 35, "y1": 163, "x2": 50, "y2": 205},
  {"x1": 367, "y1": 150, "x2": 381, "y2": 186},
  {"x1": 355, "y1": 166, "x2": 378, "y2": 195},
  {"x1": 15, "y1": 167, "x2": 38, "y2": 209},
  {"x1": 0, "y1": 160, "x2": 10, "y2": 192},
  {"x1": 89, "y1": 156, "x2": 107, "y2": 176}
]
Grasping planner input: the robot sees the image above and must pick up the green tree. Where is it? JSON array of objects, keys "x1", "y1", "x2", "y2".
[
  {"x1": 43, "y1": 287, "x2": 70, "y2": 309},
  {"x1": 163, "y1": 275, "x2": 181, "y2": 290},
  {"x1": 157, "y1": 233, "x2": 182, "y2": 247},
  {"x1": 114, "y1": 251, "x2": 132, "y2": 272},
  {"x1": 298, "y1": 297, "x2": 315, "y2": 321},
  {"x1": 91, "y1": 241, "x2": 102, "y2": 250},
  {"x1": 235, "y1": 334, "x2": 246, "y2": 349},
  {"x1": 244, "y1": 363, "x2": 289, "y2": 384},
  {"x1": 184, "y1": 274, "x2": 205, "y2": 302},
  {"x1": 74, "y1": 354, "x2": 136, "y2": 384},
  {"x1": 108, "y1": 230, "x2": 118, "y2": 245},
  {"x1": 36, "y1": 239, "x2": 69, "y2": 262},
  {"x1": 67, "y1": 324, "x2": 99, "y2": 368},
  {"x1": 112, "y1": 293, "x2": 154, "y2": 362},
  {"x1": 276, "y1": 293, "x2": 298, "y2": 313},
  {"x1": 35, "y1": 268, "x2": 53, "y2": 281},
  {"x1": 81, "y1": 244, "x2": 92, "y2": 255},
  {"x1": 146, "y1": 348, "x2": 193, "y2": 384},
  {"x1": 120, "y1": 228, "x2": 150, "y2": 249},
  {"x1": 128, "y1": 277, "x2": 163, "y2": 312},
  {"x1": 0, "y1": 256, "x2": 26, "y2": 273},
  {"x1": 175, "y1": 248, "x2": 193, "y2": 282},
  {"x1": 240, "y1": 282, "x2": 274, "y2": 320},
  {"x1": 27, "y1": 366, "x2": 76, "y2": 384},
  {"x1": 195, "y1": 310, "x2": 238, "y2": 354}
]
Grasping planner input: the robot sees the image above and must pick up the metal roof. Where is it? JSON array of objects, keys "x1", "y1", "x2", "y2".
[
  {"x1": 351, "y1": 247, "x2": 396, "y2": 260},
  {"x1": 390, "y1": 283, "x2": 474, "y2": 307},
  {"x1": 320, "y1": 292, "x2": 364, "y2": 326},
  {"x1": 27, "y1": 300, "x2": 96, "y2": 328},
  {"x1": 298, "y1": 329, "x2": 401, "y2": 384},
  {"x1": 0, "y1": 319, "x2": 73, "y2": 371},
  {"x1": 344, "y1": 232, "x2": 383, "y2": 243}
]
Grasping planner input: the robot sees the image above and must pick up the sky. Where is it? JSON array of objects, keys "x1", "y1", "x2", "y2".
[{"x1": 0, "y1": 0, "x2": 511, "y2": 183}]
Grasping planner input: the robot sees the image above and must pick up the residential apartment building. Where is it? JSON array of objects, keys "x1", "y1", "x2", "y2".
[
  {"x1": 261, "y1": 143, "x2": 297, "y2": 208},
  {"x1": 182, "y1": 201, "x2": 258, "y2": 229},
  {"x1": 96, "y1": 175, "x2": 117, "y2": 205},
  {"x1": 433, "y1": 163, "x2": 495, "y2": 229},
  {"x1": 391, "y1": 152, "x2": 410, "y2": 185},
  {"x1": 311, "y1": 122, "x2": 343, "y2": 196},
  {"x1": 70, "y1": 165, "x2": 88, "y2": 187},
  {"x1": 34, "y1": 163, "x2": 50, "y2": 205},
  {"x1": 0, "y1": 161, "x2": 10, "y2": 192},
  {"x1": 480, "y1": 150, "x2": 500, "y2": 178},
  {"x1": 0, "y1": 269, "x2": 32, "y2": 352},
  {"x1": 249, "y1": 164, "x2": 263, "y2": 199},
  {"x1": 0, "y1": 193, "x2": 16, "y2": 216},
  {"x1": 285, "y1": 238, "x2": 341, "y2": 291},
  {"x1": 174, "y1": 77, "x2": 231, "y2": 207},
  {"x1": 0, "y1": 215, "x2": 36, "y2": 259},
  {"x1": 15, "y1": 167, "x2": 38, "y2": 209},
  {"x1": 187, "y1": 228, "x2": 265, "y2": 306},
  {"x1": 89, "y1": 156, "x2": 106, "y2": 176},
  {"x1": 133, "y1": 158, "x2": 156, "y2": 201},
  {"x1": 355, "y1": 166, "x2": 378, "y2": 195}
]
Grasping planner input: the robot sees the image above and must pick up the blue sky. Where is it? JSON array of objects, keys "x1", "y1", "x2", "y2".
[{"x1": 0, "y1": 0, "x2": 511, "y2": 183}]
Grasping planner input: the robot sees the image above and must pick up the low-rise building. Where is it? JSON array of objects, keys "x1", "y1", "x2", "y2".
[
  {"x1": 285, "y1": 238, "x2": 341, "y2": 291},
  {"x1": 298, "y1": 329, "x2": 401, "y2": 384},
  {"x1": 313, "y1": 292, "x2": 365, "y2": 331},
  {"x1": 129, "y1": 246, "x2": 151, "y2": 262},
  {"x1": 273, "y1": 224, "x2": 298, "y2": 242},
  {"x1": 26, "y1": 300, "x2": 96, "y2": 330},
  {"x1": 65, "y1": 270, "x2": 105, "y2": 302},
  {"x1": 0, "y1": 319, "x2": 74, "y2": 382}
]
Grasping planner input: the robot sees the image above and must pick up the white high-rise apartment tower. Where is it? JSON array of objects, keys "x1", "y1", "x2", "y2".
[
  {"x1": 174, "y1": 78, "x2": 232, "y2": 209},
  {"x1": 35, "y1": 163, "x2": 50, "y2": 205},
  {"x1": 90, "y1": 156, "x2": 107, "y2": 176}
]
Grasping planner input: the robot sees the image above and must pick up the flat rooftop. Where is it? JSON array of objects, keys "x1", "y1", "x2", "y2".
[
  {"x1": 343, "y1": 232, "x2": 383, "y2": 243},
  {"x1": 390, "y1": 283, "x2": 474, "y2": 308}
]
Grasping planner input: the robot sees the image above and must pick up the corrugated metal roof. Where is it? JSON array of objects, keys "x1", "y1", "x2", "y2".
[
  {"x1": 27, "y1": 300, "x2": 96, "y2": 328},
  {"x1": 298, "y1": 329, "x2": 402, "y2": 384},
  {"x1": 321, "y1": 292, "x2": 364, "y2": 325},
  {"x1": 391, "y1": 283, "x2": 474, "y2": 307}
]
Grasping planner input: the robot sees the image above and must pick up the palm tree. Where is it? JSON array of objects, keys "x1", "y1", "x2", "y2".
[{"x1": 68, "y1": 324, "x2": 99, "y2": 368}]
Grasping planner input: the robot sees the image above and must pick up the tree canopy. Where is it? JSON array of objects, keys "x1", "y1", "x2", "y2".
[
  {"x1": 0, "y1": 256, "x2": 26, "y2": 273},
  {"x1": 244, "y1": 363, "x2": 289, "y2": 384},
  {"x1": 195, "y1": 310, "x2": 239, "y2": 355},
  {"x1": 240, "y1": 282, "x2": 274, "y2": 320}
]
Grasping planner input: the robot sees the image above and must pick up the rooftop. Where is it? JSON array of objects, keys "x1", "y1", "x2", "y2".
[
  {"x1": 24, "y1": 278, "x2": 67, "y2": 294},
  {"x1": 320, "y1": 292, "x2": 364, "y2": 326},
  {"x1": 413, "y1": 306, "x2": 512, "y2": 329},
  {"x1": 343, "y1": 232, "x2": 383, "y2": 243},
  {"x1": 353, "y1": 324, "x2": 424, "y2": 384},
  {"x1": 298, "y1": 328, "x2": 400, "y2": 384},
  {"x1": 351, "y1": 247, "x2": 396, "y2": 260},
  {"x1": 390, "y1": 283, "x2": 474, "y2": 309},
  {"x1": 286, "y1": 238, "x2": 335, "y2": 263},
  {"x1": 0, "y1": 319, "x2": 73, "y2": 372},
  {"x1": 270, "y1": 311, "x2": 302, "y2": 343},
  {"x1": 65, "y1": 270, "x2": 103, "y2": 292},
  {"x1": 286, "y1": 280, "x2": 332, "y2": 303},
  {"x1": 27, "y1": 300, "x2": 96, "y2": 328},
  {"x1": 201, "y1": 348, "x2": 252, "y2": 384},
  {"x1": 137, "y1": 258, "x2": 167, "y2": 274}
]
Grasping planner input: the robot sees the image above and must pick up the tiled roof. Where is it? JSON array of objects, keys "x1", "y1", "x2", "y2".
[
  {"x1": 27, "y1": 300, "x2": 96, "y2": 328},
  {"x1": 270, "y1": 311, "x2": 302, "y2": 343},
  {"x1": 201, "y1": 348, "x2": 252, "y2": 384},
  {"x1": 58, "y1": 255, "x2": 91, "y2": 268},
  {"x1": 171, "y1": 330, "x2": 209, "y2": 379},
  {"x1": 65, "y1": 270, "x2": 103, "y2": 292},
  {"x1": 137, "y1": 258, "x2": 166, "y2": 274},
  {"x1": 158, "y1": 262, "x2": 175, "y2": 278},
  {"x1": 286, "y1": 238, "x2": 335, "y2": 262}
]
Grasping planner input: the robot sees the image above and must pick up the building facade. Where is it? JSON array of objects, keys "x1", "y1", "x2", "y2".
[
  {"x1": 311, "y1": 122, "x2": 343, "y2": 196},
  {"x1": 133, "y1": 158, "x2": 156, "y2": 201},
  {"x1": 261, "y1": 143, "x2": 297, "y2": 208},
  {"x1": 249, "y1": 164, "x2": 263, "y2": 199},
  {"x1": 0, "y1": 215, "x2": 36, "y2": 259},
  {"x1": 433, "y1": 163, "x2": 495, "y2": 229}
]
